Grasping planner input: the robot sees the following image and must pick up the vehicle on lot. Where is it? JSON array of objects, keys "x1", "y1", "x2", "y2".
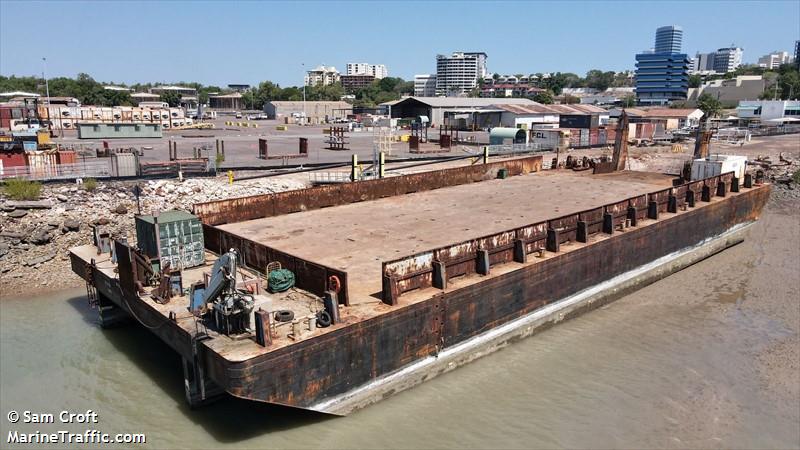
[{"x1": 235, "y1": 112, "x2": 242, "y2": 119}]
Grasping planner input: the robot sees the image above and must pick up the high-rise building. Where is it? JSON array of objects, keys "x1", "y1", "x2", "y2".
[
  {"x1": 691, "y1": 52, "x2": 716, "y2": 73},
  {"x1": 414, "y1": 74, "x2": 437, "y2": 97},
  {"x1": 757, "y1": 51, "x2": 791, "y2": 69},
  {"x1": 345, "y1": 63, "x2": 388, "y2": 79},
  {"x1": 795, "y1": 41, "x2": 800, "y2": 70},
  {"x1": 435, "y1": 52, "x2": 488, "y2": 96},
  {"x1": 635, "y1": 26, "x2": 690, "y2": 105},
  {"x1": 304, "y1": 65, "x2": 340, "y2": 86},
  {"x1": 654, "y1": 25, "x2": 683, "y2": 53},
  {"x1": 713, "y1": 46, "x2": 743, "y2": 73}
]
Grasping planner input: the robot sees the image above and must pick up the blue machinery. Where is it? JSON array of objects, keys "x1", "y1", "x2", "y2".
[{"x1": 189, "y1": 249, "x2": 255, "y2": 336}]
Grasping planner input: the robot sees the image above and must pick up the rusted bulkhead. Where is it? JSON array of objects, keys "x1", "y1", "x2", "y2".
[
  {"x1": 200, "y1": 180, "x2": 769, "y2": 411},
  {"x1": 193, "y1": 156, "x2": 543, "y2": 226}
]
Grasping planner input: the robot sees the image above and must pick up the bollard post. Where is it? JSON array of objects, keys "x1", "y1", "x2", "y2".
[
  {"x1": 576, "y1": 221, "x2": 588, "y2": 243},
  {"x1": 546, "y1": 228, "x2": 559, "y2": 253},
  {"x1": 476, "y1": 249, "x2": 490, "y2": 275},
  {"x1": 351, "y1": 154, "x2": 359, "y2": 181},
  {"x1": 513, "y1": 239, "x2": 527, "y2": 263},
  {"x1": 483, "y1": 146, "x2": 489, "y2": 164},
  {"x1": 603, "y1": 212, "x2": 614, "y2": 234},
  {"x1": 227, "y1": 170, "x2": 234, "y2": 185},
  {"x1": 379, "y1": 152, "x2": 385, "y2": 178},
  {"x1": 647, "y1": 201, "x2": 658, "y2": 220},
  {"x1": 432, "y1": 261, "x2": 447, "y2": 289},
  {"x1": 686, "y1": 189, "x2": 696, "y2": 207}
]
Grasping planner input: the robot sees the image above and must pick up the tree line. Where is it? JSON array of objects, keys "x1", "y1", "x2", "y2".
[{"x1": 0, "y1": 73, "x2": 415, "y2": 109}]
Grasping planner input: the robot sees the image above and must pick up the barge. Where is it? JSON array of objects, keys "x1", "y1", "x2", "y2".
[{"x1": 69, "y1": 155, "x2": 770, "y2": 415}]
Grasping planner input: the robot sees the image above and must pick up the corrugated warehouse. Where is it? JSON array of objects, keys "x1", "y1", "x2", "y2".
[
  {"x1": 263, "y1": 101, "x2": 352, "y2": 120},
  {"x1": 386, "y1": 97, "x2": 538, "y2": 127}
]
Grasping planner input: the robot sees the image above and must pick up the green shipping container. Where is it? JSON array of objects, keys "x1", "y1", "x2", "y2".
[{"x1": 135, "y1": 210, "x2": 205, "y2": 270}]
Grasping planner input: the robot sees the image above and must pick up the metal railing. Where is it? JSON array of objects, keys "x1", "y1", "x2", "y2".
[{"x1": 0, "y1": 159, "x2": 112, "y2": 181}]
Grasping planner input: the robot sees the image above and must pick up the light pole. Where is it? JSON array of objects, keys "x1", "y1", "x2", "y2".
[
  {"x1": 41, "y1": 57, "x2": 51, "y2": 105},
  {"x1": 302, "y1": 63, "x2": 306, "y2": 125}
]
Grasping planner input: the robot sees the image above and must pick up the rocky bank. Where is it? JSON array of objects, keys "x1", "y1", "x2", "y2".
[{"x1": 0, "y1": 176, "x2": 307, "y2": 297}]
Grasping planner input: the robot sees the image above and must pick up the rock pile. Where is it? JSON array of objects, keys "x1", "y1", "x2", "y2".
[{"x1": 0, "y1": 175, "x2": 307, "y2": 296}]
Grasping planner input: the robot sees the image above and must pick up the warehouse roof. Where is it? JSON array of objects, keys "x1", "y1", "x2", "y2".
[
  {"x1": 209, "y1": 92, "x2": 243, "y2": 99},
  {"x1": 643, "y1": 108, "x2": 704, "y2": 118},
  {"x1": 492, "y1": 103, "x2": 607, "y2": 115},
  {"x1": 266, "y1": 101, "x2": 351, "y2": 107},
  {"x1": 384, "y1": 96, "x2": 536, "y2": 108}
]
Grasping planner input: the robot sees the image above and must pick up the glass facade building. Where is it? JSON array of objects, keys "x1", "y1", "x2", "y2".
[{"x1": 636, "y1": 26, "x2": 689, "y2": 105}]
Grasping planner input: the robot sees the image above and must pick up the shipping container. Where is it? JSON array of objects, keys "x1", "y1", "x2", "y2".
[
  {"x1": 25, "y1": 151, "x2": 58, "y2": 178},
  {"x1": 57, "y1": 150, "x2": 77, "y2": 165},
  {"x1": 111, "y1": 152, "x2": 138, "y2": 177},
  {"x1": 579, "y1": 128, "x2": 589, "y2": 147},
  {"x1": 0, "y1": 149, "x2": 26, "y2": 168},
  {"x1": 135, "y1": 210, "x2": 205, "y2": 270},
  {"x1": 528, "y1": 129, "x2": 562, "y2": 149},
  {"x1": 691, "y1": 155, "x2": 747, "y2": 181}
]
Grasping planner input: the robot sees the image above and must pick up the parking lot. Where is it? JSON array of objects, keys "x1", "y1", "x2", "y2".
[{"x1": 50, "y1": 118, "x2": 483, "y2": 168}]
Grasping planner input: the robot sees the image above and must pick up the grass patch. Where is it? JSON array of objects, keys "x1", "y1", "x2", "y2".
[
  {"x1": 793, "y1": 169, "x2": 800, "y2": 184},
  {"x1": 2, "y1": 178, "x2": 42, "y2": 200},
  {"x1": 83, "y1": 178, "x2": 97, "y2": 192}
]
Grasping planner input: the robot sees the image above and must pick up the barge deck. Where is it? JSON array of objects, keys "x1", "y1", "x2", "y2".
[{"x1": 69, "y1": 155, "x2": 770, "y2": 415}]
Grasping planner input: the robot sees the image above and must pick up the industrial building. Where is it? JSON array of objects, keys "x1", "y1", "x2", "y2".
[
  {"x1": 736, "y1": 100, "x2": 800, "y2": 124},
  {"x1": 208, "y1": 93, "x2": 244, "y2": 111},
  {"x1": 435, "y1": 52, "x2": 488, "y2": 96},
  {"x1": 491, "y1": 104, "x2": 608, "y2": 129},
  {"x1": 76, "y1": 122, "x2": 162, "y2": 139},
  {"x1": 385, "y1": 96, "x2": 534, "y2": 126},
  {"x1": 263, "y1": 101, "x2": 351, "y2": 121},
  {"x1": 131, "y1": 92, "x2": 161, "y2": 104},
  {"x1": 687, "y1": 76, "x2": 766, "y2": 108}
]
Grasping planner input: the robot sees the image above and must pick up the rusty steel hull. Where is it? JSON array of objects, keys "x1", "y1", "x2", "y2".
[{"x1": 197, "y1": 184, "x2": 770, "y2": 412}]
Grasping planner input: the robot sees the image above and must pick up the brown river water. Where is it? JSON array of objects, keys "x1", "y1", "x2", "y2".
[{"x1": 1, "y1": 200, "x2": 798, "y2": 449}]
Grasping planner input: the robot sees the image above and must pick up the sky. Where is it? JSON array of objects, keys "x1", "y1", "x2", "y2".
[{"x1": 1, "y1": 0, "x2": 798, "y2": 87}]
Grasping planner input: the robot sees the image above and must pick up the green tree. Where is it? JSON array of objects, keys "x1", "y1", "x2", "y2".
[
  {"x1": 101, "y1": 89, "x2": 131, "y2": 106},
  {"x1": 696, "y1": 93, "x2": 722, "y2": 119},
  {"x1": 688, "y1": 74, "x2": 702, "y2": 88},
  {"x1": 585, "y1": 70, "x2": 615, "y2": 91},
  {"x1": 621, "y1": 95, "x2": 636, "y2": 108},
  {"x1": 533, "y1": 90, "x2": 554, "y2": 104},
  {"x1": 160, "y1": 90, "x2": 182, "y2": 107}
]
